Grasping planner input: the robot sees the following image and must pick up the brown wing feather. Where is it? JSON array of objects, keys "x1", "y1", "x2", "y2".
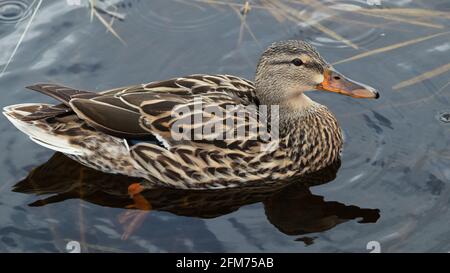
[
  {"x1": 69, "y1": 98, "x2": 151, "y2": 139},
  {"x1": 24, "y1": 75, "x2": 259, "y2": 148},
  {"x1": 24, "y1": 83, "x2": 151, "y2": 138}
]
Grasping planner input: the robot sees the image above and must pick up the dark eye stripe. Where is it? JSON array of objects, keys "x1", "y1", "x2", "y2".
[
  {"x1": 268, "y1": 60, "x2": 293, "y2": 65},
  {"x1": 269, "y1": 60, "x2": 322, "y2": 71}
]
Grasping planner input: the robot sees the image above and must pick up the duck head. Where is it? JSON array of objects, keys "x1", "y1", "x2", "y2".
[{"x1": 255, "y1": 40, "x2": 379, "y2": 109}]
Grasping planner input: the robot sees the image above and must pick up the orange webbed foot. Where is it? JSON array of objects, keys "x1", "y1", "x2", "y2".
[
  {"x1": 126, "y1": 183, "x2": 151, "y2": 210},
  {"x1": 118, "y1": 183, "x2": 152, "y2": 240}
]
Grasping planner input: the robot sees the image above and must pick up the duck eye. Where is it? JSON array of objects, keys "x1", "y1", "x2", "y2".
[{"x1": 292, "y1": 58, "x2": 304, "y2": 66}]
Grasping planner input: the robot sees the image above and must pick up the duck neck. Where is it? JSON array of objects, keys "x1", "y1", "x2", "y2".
[
  {"x1": 260, "y1": 91, "x2": 319, "y2": 134},
  {"x1": 278, "y1": 93, "x2": 317, "y2": 133},
  {"x1": 262, "y1": 93, "x2": 343, "y2": 175}
]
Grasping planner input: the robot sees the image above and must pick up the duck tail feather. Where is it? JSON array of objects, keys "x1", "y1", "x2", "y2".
[
  {"x1": 3, "y1": 103, "x2": 84, "y2": 155},
  {"x1": 26, "y1": 83, "x2": 96, "y2": 106}
]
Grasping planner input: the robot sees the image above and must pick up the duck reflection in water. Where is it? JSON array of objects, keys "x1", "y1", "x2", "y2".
[{"x1": 13, "y1": 153, "x2": 380, "y2": 243}]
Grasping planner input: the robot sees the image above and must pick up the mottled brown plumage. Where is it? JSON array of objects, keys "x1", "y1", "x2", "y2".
[{"x1": 3, "y1": 40, "x2": 378, "y2": 189}]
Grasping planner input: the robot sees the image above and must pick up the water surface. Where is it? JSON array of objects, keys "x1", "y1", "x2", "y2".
[{"x1": 0, "y1": 0, "x2": 450, "y2": 252}]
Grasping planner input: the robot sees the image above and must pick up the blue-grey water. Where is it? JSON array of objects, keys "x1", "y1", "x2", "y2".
[{"x1": 0, "y1": 0, "x2": 450, "y2": 252}]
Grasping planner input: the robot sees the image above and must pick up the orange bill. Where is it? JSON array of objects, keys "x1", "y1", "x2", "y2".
[{"x1": 316, "y1": 68, "x2": 379, "y2": 99}]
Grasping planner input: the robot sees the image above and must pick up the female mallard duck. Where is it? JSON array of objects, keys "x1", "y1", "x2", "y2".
[{"x1": 3, "y1": 40, "x2": 378, "y2": 190}]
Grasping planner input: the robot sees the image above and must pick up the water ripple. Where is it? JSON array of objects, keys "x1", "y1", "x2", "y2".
[
  {"x1": 301, "y1": 0, "x2": 385, "y2": 49},
  {"x1": 0, "y1": 0, "x2": 31, "y2": 24},
  {"x1": 131, "y1": 0, "x2": 228, "y2": 32}
]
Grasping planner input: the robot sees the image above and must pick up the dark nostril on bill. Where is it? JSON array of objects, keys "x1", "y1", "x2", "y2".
[{"x1": 333, "y1": 76, "x2": 341, "y2": 80}]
